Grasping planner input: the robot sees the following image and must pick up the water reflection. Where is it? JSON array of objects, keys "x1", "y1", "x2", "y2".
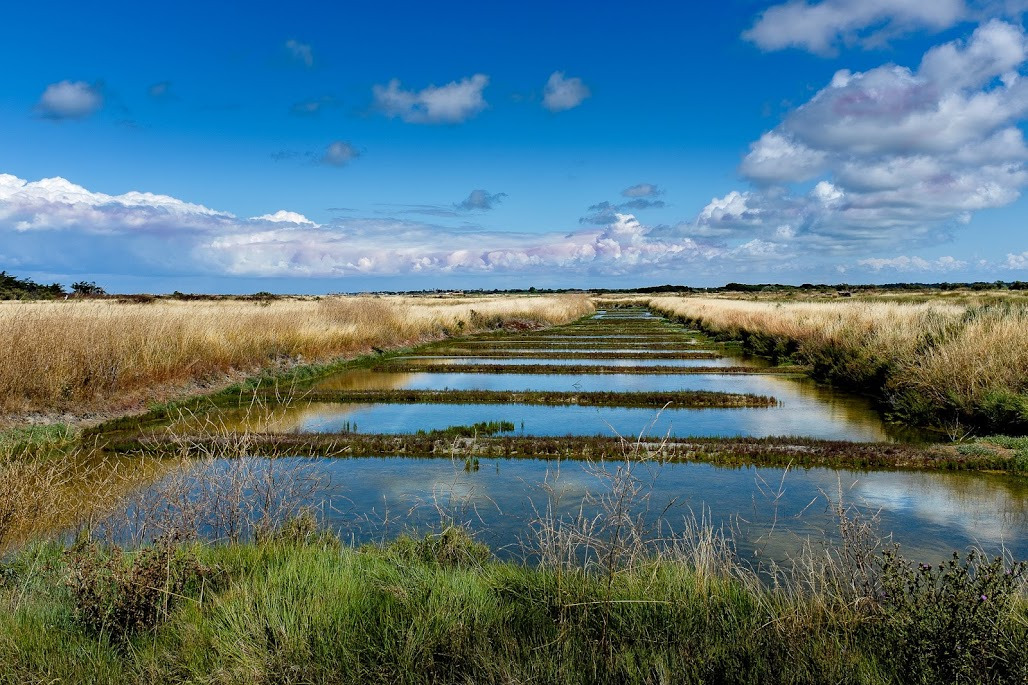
[
  {"x1": 183, "y1": 399, "x2": 906, "y2": 441},
  {"x1": 127, "y1": 456, "x2": 1028, "y2": 566},
  {"x1": 396, "y1": 356, "x2": 748, "y2": 367},
  {"x1": 304, "y1": 369, "x2": 917, "y2": 441}
]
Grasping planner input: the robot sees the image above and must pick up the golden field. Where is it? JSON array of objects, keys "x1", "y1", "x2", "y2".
[
  {"x1": 638, "y1": 295, "x2": 1028, "y2": 431},
  {"x1": 0, "y1": 294, "x2": 592, "y2": 418}
]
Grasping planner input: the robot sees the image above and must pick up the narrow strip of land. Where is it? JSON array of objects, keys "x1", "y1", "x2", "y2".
[
  {"x1": 380, "y1": 363, "x2": 801, "y2": 375},
  {"x1": 403, "y1": 350, "x2": 724, "y2": 360},
  {"x1": 113, "y1": 433, "x2": 1020, "y2": 473},
  {"x1": 252, "y1": 388, "x2": 778, "y2": 408}
]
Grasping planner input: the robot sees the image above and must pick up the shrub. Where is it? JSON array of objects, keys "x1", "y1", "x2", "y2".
[
  {"x1": 867, "y1": 549, "x2": 1027, "y2": 683},
  {"x1": 64, "y1": 534, "x2": 216, "y2": 639},
  {"x1": 380, "y1": 526, "x2": 492, "y2": 568}
]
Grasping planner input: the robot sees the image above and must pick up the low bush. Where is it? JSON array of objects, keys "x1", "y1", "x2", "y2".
[{"x1": 64, "y1": 534, "x2": 216, "y2": 640}]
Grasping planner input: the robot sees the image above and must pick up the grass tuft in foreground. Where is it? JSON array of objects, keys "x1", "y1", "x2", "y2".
[{"x1": 1, "y1": 525, "x2": 1024, "y2": 684}]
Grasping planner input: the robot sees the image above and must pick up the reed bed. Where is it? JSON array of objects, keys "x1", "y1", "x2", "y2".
[
  {"x1": 640, "y1": 296, "x2": 1028, "y2": 432},
  {"x1": 0, "y1": 295, "x2": 592, "y2": 417}
]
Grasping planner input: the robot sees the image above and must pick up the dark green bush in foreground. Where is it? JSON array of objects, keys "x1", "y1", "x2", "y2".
[{"x1": 1, "y1": 529, "x2": 1025, "y2": 684}]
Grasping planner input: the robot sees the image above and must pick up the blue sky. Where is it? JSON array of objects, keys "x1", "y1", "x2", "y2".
[{"x1": 2, "y1": 0, "x2": 1028, "y2": 292}]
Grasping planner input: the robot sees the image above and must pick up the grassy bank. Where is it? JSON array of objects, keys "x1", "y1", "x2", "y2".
[
  {"x1": 379, "y1": 362, "x2": 800, "y2": 375},
  {"x1": 240, "y1": 388, "x2": 778, "y2": 408},
  {"x1": 2, "y1": 527, "x2": 1024, "y2": 684},
  {"x1": 0, "y1": 294, "x2": 593, "y2": 420},
  {"x1": 640, "y1": 296, "x2": 1028, "y2": 433}
]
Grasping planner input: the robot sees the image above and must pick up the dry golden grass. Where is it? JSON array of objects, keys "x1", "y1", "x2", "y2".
[
  {"x1": 637, "y1": 296, "x2": 1028, "y2": 430},
  {"x1": 0, "y1": 294, "x2": 592, "y2": 417}
]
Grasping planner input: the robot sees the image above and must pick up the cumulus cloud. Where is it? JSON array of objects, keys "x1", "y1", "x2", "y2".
[
  {"x1": 706, "y1": 21, "x2": 1028, "y2": 253},
  {"x1": 285, "y1": 39, "x2": 314, "y2": 67},
  {"x1": 36, "y1": 81, "x2": 103, "y2": 120},
  {"x1": 456, "y1": 189, "x2": 507, "y2": 211},
  {"x1": 200, "y1": 212, "x2": 720, "y2": 278},
  {"x1": 1006, "y1": 251, "x2": 1028, "y2": 268},
  {"x1": 250, "y1": 210, "x2": 318, "y2": 226},
  {"x1": 694, "y1": 191, "x2": 765, "y2": 236},
  {"x1": 0, "y1": 172, "x2": 750, "y2": 279},
  {"x1": 0, "y1": 173, "x2": 230, "y2": 233},
  {"x1": 744, "y1": 0, "x2": 968, "y2": 55},
  {"x1": 542, "y1": 72, "x2": 591, "y2": 112},
  {"x1": 321, "y1": 141, "x2": 360, "y2": 166},
  {"x1": 373, "y1": 74, "x2": 489, "y2": 124},
  {"x1": 858, "y1": 255, "x2": 968, "y2": 272},
  {"x1": 739, "y1": 132, "x2": 827, "y2": 185}
]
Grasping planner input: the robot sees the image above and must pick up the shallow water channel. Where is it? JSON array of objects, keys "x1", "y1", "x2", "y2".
[
  {"x1": 128, "y1": 456, "x2": 1028, "y2": 565},
  {"x1": 138, "y1": 307, "x2": 1027, "y2": 565}
]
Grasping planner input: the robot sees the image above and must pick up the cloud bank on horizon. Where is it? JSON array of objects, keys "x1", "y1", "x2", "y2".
[{"x1": 3, "y1": 0, "x2": 1028, "y2": 289}]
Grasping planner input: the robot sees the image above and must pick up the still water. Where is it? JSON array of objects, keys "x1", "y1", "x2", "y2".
[
  {"x1": 395, "y1": 356, "x2": 749, "y2": 367},
  {"x1": 189, "y1": 399, "x2": 911, "y2": 442},
  {"x1": 131, "y1": 456, "x2": 1028, "y2": 567},
  {"x1": 124, "y1": 306, "x2": 1024, "y2": 564}
]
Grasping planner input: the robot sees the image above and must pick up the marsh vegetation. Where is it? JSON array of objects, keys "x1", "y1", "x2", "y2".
[
  {"x1": 2, "y1": 294, "x2": 1027, "y2": 683},
  {"x1": 640, "y1": 295, "x2": 1028, "y2": 433}
]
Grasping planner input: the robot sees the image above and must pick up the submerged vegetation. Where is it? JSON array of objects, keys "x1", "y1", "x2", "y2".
[{"x1": 416, "y1": 420, "x2": 516, "y2": 438}]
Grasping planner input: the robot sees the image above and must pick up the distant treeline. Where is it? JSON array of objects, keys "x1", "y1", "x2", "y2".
[
  {"x1": 364, "y1": 281, "x2": 1028, "y2": 296},
  {"x1": 0, "y1": 271, "x2": 106, "y2": 300},
  {"x1": 6, "y1": 267, "x2": 1028, "y2": 299}
]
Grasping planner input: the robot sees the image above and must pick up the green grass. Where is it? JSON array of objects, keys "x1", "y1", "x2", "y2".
[
  {"x1": 1, "y1": 530, "x2": 1024, "y2": 684},
  {"x1": 380, "y1": 362, "x2": 801, "y2": 375},
  {"x1": 117, "y1": 433, "x2": 1028, "y2": 474},
  {"x1": 976, "y1": 435, "x2": 1028, "y2": 472},
  {"x1": 0, "y1": 424, "x2": 78, "y2": 461},
  {"x1": 267, "y1": 388, "x2": 777, "y2": 409},
  {"x1": 416, "y1": 421, "x2": 517, "y2": 438}
]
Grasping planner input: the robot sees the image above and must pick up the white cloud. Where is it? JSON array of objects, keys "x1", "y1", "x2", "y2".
[
  {"x1": 732, "y1": 239, "x2": 787, "y2": 259},
  {"x1": 36, "y1": 81, "x2": 102, "y2": 120},
  {"x1": 1006, "y1": 251, "x2": 1028, "y2": 268},
  {"x1": 0, "y1": 172, "x2": 747, "y2": 279},
  {"x1": 858, "y1": 255, "x2": 968, "y2": 272},
  {"x1": 721, "y1": 21, "x2": 1028, "y2": 252},
  {"x1": 739, "y1": 132, "x2": 827, "y2": 184},
  {"x1": 251, "y1": 210, "x2": 318, "y2": 226},
  {"x1": 285, "y1": 39, "x2": 314, "y2": 67},
  {"x1": 542, "y1": 72, "x2": 591, "y2": 112},
  {"x1": 696, "y1": 191, "x2": 763, "y2": 230},
  {"x1": 201, "y1": 211, "x2": 726, "y2": 277},
  {"x1": 321, "y1": 141, "x2": 360, "y2": 166},
  {"x1": 0, "y1": 174, "x2": 230, "y2": 233},
  {"x1": 744, "y1": 0, "x2": 968, "y2": 55},
  {"x1": 373, "y1": 74, "x2": 489, "y2": 124}
]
